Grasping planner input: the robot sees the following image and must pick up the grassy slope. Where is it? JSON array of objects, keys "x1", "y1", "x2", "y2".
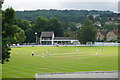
[{"x1": 2, "y1": 46, "x2": 118, "y2": 78}]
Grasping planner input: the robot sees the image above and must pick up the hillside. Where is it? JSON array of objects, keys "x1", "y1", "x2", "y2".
[{"x1": 15, "y1": 9, "x2": 118, "y2": 23}]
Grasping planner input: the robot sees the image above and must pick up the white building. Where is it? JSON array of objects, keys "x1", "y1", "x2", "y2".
[
  {"x1": 94, "y1": 22, "x2": 101, "y2": 27},
  {"x1": 40, "y1": 32, "x2": 79, "y2": 45}
]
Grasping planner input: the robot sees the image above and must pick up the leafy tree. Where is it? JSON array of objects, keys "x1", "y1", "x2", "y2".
[
  {"x1": 88, "y1": 15, "x2": 94, "y2": 22},
  {"x1": 33, "y1": 17, "x2": 49, "y2": 35},
  {"x1": 27, "y1": 17, "x2": 64, "y2": 43},
  {"x1": 0, "y1": 1, "x2": 2, "y2": 62},
  {"x1": 33, "y1": 17, "x2": 64, "y2": 37},
  {"x1": 103, "y1": 24, "x2": 118, "y2": 30},
  {"x1": 2, "y1": 7, "x2": 16, "y2": 64},
  {"x1": 62, "y1": 22, "x2": 77, "y2": 31},
  {"x1": 25, "y1": 27, "x2": 35, "y2": 43},
  {"x1": 14, "y1": 19, "x2": 30, "y2": 31},
  {"x1": 48, "y1": 18, "x2": 64, "y2": 37},
  {"x1": 2, "y1": 8, "x2": 26, "y2": 64},
  {"x1": 25, "y1": 16, "x2": 50, "y2": 43},
  {"x1": 64, "y1": 30, "x2": 76, "y2": 38},
  {"x1": 14, "y1": 28, "x2": 26, "y2": 44},
  {"x1": 77, "y1": 18, "x2": 97, "y2": 44},
  {"x1": 15, "y1": 9, "x2": 118, "y2": 23}
]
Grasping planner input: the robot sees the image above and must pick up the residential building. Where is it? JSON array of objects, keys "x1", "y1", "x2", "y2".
[
  {"x1": 105, "y1": 21, "x2": 114, "y2": 24},
  {"x1": 97, "y1": 30, "x2": 119, "y2": 41},
  {"x1": 106, "y1": 31, "x2": 118, "y2": 41},
  {"x1": 76, "y1": 23, "x2": 82, "y2": 28},
  {"x1": 94, "y1": 22, "x2": 101, "y2": 27},
  {"x1": 97, "y1": 30, "x2": 108, "y2": 41},
  {"x1": 92, "y1": 14, "x2": 100, "y2": 19}
]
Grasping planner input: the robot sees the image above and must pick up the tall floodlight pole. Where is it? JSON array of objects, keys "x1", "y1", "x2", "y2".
[{"x1": 35, "y1": 32, "x2": 37, "y2": 44}]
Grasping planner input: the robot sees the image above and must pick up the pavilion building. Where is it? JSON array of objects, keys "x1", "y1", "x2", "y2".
[{"x1": 40, "y1": 32, "x2": 79, "y2": 45}]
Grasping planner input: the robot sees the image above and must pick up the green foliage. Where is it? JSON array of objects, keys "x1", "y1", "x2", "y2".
[
  {"x1": 34, "y1": 16, "x2": 49, "y2": 32},
  {"x1": 77, "y1": 19, "x2": 97, "y2": 44},
  {"x1": 3, "y1": 8, "x2": 15, "y2": 25},
  {"x1": 15, "y1": 10, "x2": 87, "y2": 23},
  {"x1": 24, "y1": 17, "x2": 64, "y2": 42},
  {"x1": 14, "y1": 19, "x2": 30, "y2": 30},
  {"x1": 33, "y1": 17, "x2": 64, "y2": 37},
  {"x1": 2, "y1": 7, "x2": 16, "y2": 64},
  {"x1": 62, "y1": 22, "x2": 77, "y2": 31},
  {"x1": 14, "y1": 28, "x2": 26, "y2": 44},
  {"x1": 88, "y1": 15, "x2": 94, "y2": 22},
  {"x1": 116, "y1": 40, "x2": 120, "y2": 43},
  {"x1": 2, "y1": 8, "x2": 26, "y2": 64},
  {"x1": 64, "y1": 30, "x2": 76, "y2": 38},
  {"x1": 102, "y1": 24, "x2": 118, "y2": 30},
  {"x1": 48, "y1": 18, "x2": 64, "y2": 37},
  {"x1": 25, "y1": 27, "x2": 35, "y2": 43},
  {"x1": 15, "y1": 10, "x2": 117, "y2": 23},
  {"x1": 14, "y1": 19, "x2": 33, "y2": 43}
]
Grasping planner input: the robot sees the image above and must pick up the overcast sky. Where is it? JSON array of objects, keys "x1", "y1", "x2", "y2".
[{"x1": 2, "y1": 0, "x2": 120, "y2": 13}]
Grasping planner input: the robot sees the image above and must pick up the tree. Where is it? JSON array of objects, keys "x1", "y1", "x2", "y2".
[
  {"x1": 64, "y1": 30, "x2": 76, "y2": 38},
  {"x1": 88, "y1": 15, "x2": 94, "y2": 22},
  {"x1": 62, "y1": 22, "x2": 77, "y2": 31},
  {"x1": 103, "y1": 24, "x2": 118, "y2": 30},
  {"x1": 0, "y1": 2, "x2": 2, "y2": 63},
  {"x1": 14, "y1": 19, "x2": 33, "y2": 43},
  {"x1": 14, "y1": 28, "x2": 26, "y2": 44},
  {"x1": 25, "y1": 27, "x2": 35, "y2": 43},
  {"x1": 2, "y1": 7, "x2": 16, "y2": 64},
  {"x1": 2, "y1": 7, "x2": 26, "y2": 64},
  {"x1": 34, "y1": 16, "x2": 49, "y2": 32},
  {"x1": 33, "y1": 16, "x2": 49, "y2": 37},
  {"x1": 14, "y1": 19, "x2": 30, "y2": 31},
  {"x1": 33, "y1": 17, "x2": 64, "y2": 38},
  {"x1": 77, "y1": 18, "x2": 97, "y2": 44},
  {"x1": 48, "y1": 18, "x2": 64, "y2": 37}
]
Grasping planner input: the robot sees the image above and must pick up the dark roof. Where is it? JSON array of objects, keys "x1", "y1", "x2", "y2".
[
  {"x1": 99, "y1": 30, "x2": 109, "y2": 36},
  {"x1": 113, "y1": 30, "x2": 118, "y2": 35},
  {"x1": 41, "y1": 32, "x2": 54, "y2": 37},
  {"x1": 112, "y1": 30, "x2": 120, "y2": 37},
  {"x1": 54, "y1": 37, "x2": 75, "y2": 40}
]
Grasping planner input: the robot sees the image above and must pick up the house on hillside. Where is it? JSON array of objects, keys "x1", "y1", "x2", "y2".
[
  {"x1": 92, "y1": 14, "x2": 100, "y2": 19},
  {"x1": 97, "y1": 30, "x2": 119, "y2": 41},
  {"x1": 106, "y1": 30, "x2": 118, "y2": 41},
  {"x1": 76, "y1": 23, "x2": 82, "y2": 28},
  {"x1": 97, "y1": 30, "x2": 109, "y2": 41},
  {"x1": 40, "y1": 32, "x2": 79, "y2": 45},
  {"x1": 94, "y1": 22, "x2": 101, "y2": 27},
  {"x1": 105, "y1": 21, "x2": 114, "y2": 24}
]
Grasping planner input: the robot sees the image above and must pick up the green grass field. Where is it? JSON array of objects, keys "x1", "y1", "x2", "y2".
[{"x1": 2, "y1": 46, "x2": 118, "y2": 78}]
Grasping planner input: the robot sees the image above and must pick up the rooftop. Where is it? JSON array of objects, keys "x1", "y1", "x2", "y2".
[
  {"x1": 41, "y1": 32, "x2": 54, "y2": 37},
  {"x1": 99, "y1": 30, "x2": 109, "y2": 36},
  {"x1": 54, "y1": 37, "x2": 75, "y2": 40}
]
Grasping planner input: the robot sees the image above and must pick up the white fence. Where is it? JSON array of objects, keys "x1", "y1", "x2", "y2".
[
  {"x1": 10, "y1": 42, "x2": 119, "y2": 47},
  {"x1": 93, "y1": 42, "x2": 118, "y2": 46}
]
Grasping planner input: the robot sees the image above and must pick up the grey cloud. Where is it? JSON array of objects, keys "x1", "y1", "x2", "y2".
[{"x1": 59, "y1": 2, "x2": 118, "y2": 12}]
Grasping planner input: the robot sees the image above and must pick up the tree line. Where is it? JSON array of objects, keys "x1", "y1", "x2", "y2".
[
  {"x1": 15, "y1": 9, "x2": 118, "y2": 23},
  {"x1": 16, "y1": 9, "x2": 119, "y2": 32}
]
